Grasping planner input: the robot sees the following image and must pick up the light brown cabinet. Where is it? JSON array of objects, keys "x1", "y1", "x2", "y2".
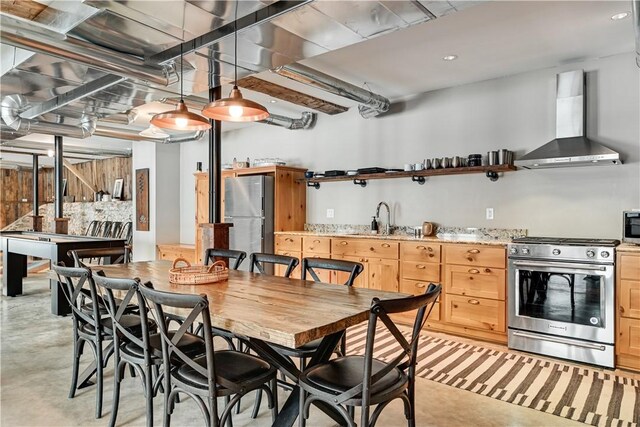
[
  {"x1": 157, "y1": 244, "x2": 196, "y2": 263},
  {"x1": 194, "y1": 166, "x2": 306, "y2": 263},
  {"x1": 616, "y1": 250, "x2": 640, "y2": 371}
]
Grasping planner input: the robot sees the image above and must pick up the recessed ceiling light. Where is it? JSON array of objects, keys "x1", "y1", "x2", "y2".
[
  {"x1": 442, "y1": 55, "x2": 458, "y2": 61},
  {"x1": 611, "y1": 12, "x2": 630, "y2": 20},
  {"x1": 269, "y1": 100, "x2": 277, "y2": 104}
]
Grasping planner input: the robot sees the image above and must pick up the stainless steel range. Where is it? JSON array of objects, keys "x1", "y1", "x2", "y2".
[{"x1": 507, "y1": 237, "x2": 619, "y2": 368}]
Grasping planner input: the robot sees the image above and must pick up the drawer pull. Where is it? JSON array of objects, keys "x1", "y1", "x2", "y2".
[
  {"x1": 466, "y1": 257, "x2": 474, "y2": 262},
  {"x1": 620, "y1": 306, "x2": 625, "y2": 314},
  {"x1": 285, "y1": 238, "x2": 294, "y2": 242},
  {"x1": 428, "y1": 253, "x2": 435, "y2": 258},
  {"x1": 382, "y1": 243, "x2": 391, "y2": 248},
  {"x1": 417, "y1": 245, "x2": 426, "y2": 250},
  {"x1": 467, "y1": 249, "x2": 480, "y2": 254},
  {"x1": 313, "y1": 239, "x2": 321, "y2": 243},
  {"x1": 416, "y1": 265, "x2": 426, "y2": 270},
  {"x1": 340, "y1": 241, "x2": 348, "y2": 246},
  {"x1": 484, "y1": 268, "x2": 491, "y2": 273},
  {"x1": 428, "y1": 247, "x2": 434, "y2": 252},
  {"x1": 468, "y1": 269, "x2": 479, "y2": 274},
  {"x1": 468, "y1": 299, "x2": 480, "y2": 305},
  {"x1": 416, "y1": 283, "x2": 426, "y2": 288}
]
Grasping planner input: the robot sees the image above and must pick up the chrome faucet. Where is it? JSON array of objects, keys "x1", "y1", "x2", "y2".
[{"x1": 376, "y1": 201, "x2": 392, "y2": 235}]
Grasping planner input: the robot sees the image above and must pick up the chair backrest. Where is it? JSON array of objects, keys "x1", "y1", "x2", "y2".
[
  {"x1": 109, "y1": 222, "x2": 123, "y2": 238},
  {"x1": 204, "y1": 248, "x2": 247, "y2": 270},
  {"x1": 301, "y1": 257, "x2": 364, "y2": 286},
  {"x1": 101, "y1": 221, "x2": 114, "y2": 237},
  {"x1": 249, "y1": 252, "x2": 299, "y2": 278},
  {"x1": 118, "y1": 222, "x2": 133, "y2": 245},
  {"x1": 93, "y1": 274, "x2": 153, "y2": 362},
  {"x1": 138, "y1": 284, "x2": 245, "y2": 396},
  {"x1": 51, "y1": 263, "x2": 104, "y2": 329},
  {"x1": 331, "y1": 284, "x2": 441, "y2": 406},
  {"x1": 85, "y1": 220, "x2": 101, "y2": 236},
  {"x1": 68, "y1": 247, "x2": 129, "y2": 267}
]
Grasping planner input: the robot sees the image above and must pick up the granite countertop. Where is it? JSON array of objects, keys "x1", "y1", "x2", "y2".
[
  {"x1": 617, "y1": 243, "x2": 640, "y2": 254},
  {"x1": 274, "y1": 230, "x2": 512, "y2": 246}
]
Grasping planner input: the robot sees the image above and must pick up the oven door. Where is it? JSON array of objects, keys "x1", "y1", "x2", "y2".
[{"x1": 508, "y1": 259, "x2": 614, "y2": 344}]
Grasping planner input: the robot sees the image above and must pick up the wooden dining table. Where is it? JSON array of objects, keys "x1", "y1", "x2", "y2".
[{"x1": 95, "y1": 260, "x2": 408, "y2": 427}]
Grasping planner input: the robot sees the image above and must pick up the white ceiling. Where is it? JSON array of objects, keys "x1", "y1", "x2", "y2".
[{"x1": 4, "y1": 0, "x2": 636, "y2": 157}]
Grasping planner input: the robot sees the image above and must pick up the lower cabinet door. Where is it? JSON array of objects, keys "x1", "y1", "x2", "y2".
[
  {"x1": 618, "y1": 317, "x2": 640, "y2": 360},
  {"x1": 368, "y1": 258, "x2": 399, "y2": 292},
  {"x1": 444, "y1": 294, "x2": 505, "y2": 332},
  {"x1": 274, "y1": 251, "x2": 302, "y2": 279}
]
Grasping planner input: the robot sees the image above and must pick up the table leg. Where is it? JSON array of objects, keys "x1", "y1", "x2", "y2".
[
  {"x1": 2, "y1": 250, "x2": 27, "y2": 297},
  {"x1": 248, "y1": 332, "x2": 347, "y2": 427}
]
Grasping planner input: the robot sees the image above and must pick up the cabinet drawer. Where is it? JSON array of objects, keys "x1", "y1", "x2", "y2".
[
  {"x1": 302, "y1": 252, "x2": 332, "y2": 283},
  {"x1": 444, "y1": 294, "x2": 505, "y2": 332},
  {"x1": 620, "y1": 254, "x2": 640, "y2": 280},
  {"x1": 402, "y1": 261, "x2": 440, "y2": 282},
  {"x1": 274, "y1": 250, "x2": 301, "y2": 279},
  {"x1": 618, "y1": 317, "x2": 640, "y2": 360},
  {"x1": 395, "y1": 302, "x2": 441, "y2": 325},
  {"x1": 445, "y1": 265, "x2": 505, "y2": 300},
  {"x1": 332, "y1": 239, "x2": 399, "y2": 259},
  {"x1": 620, "y1": 279, "x2": 640, "y2": 319},
  {"x1": 400, "y1": 242, "x2": 441, "y2": 263},
  {"x1": 275, "y1": 235, "x2": 302, "y2": 252},
  {"x1": 303, "y1": 237, "x2": 331, "y2": 254},
  {"x1": 157, "y1": 245, "x2": 195, "y2": 263},
  {"x1": 331, "y1": 255, "x2": 368, "y2": 288},
  {"x1": 444, "y1": 244, "x2": 506, "y2": 268},
  {"x1": 400, "y1": 279, "x2": 436, "y2": 295}
]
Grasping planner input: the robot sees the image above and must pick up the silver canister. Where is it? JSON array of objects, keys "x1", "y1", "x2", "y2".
[
  {"x1": 498, "y1": 149, "x2": 512, "y2": 165},
  {"x1": 488, "y1": 151, "x2": 498, "y2": 166}
]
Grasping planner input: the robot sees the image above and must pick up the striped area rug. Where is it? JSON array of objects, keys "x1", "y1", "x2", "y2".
[{"x1": 345, "y1": 324, "x2": 640, "y2": 427}]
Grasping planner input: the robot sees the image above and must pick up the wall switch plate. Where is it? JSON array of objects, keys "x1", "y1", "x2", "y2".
[
  {"x1": 486, "y1": 208, "x2": 494, "y2": 220},
  {"x1": 326, "y1": 208, "x2": 335, "y2": 218}
]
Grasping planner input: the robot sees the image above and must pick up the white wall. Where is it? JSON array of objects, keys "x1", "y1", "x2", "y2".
[
  {"x1": 133, "y1": 141, "x2": 181, "y2": 261},
  {"x1": 180, "y1": 52, "x2": 640, "y2": 242}
]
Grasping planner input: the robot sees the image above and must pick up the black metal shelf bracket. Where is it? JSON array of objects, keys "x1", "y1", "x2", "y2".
[
  {"x1": 411, "y1": 176, "x2": 426, "y2": 185},
  {"x1": 353, "y1": 179, "x2": 367, "y2": 187},
  {"x1": 307, "y1": 181, "x2": 320, "y2": 189},
  {"x1": 486, "y1": 171, "x2": 499, "y2": 182}
]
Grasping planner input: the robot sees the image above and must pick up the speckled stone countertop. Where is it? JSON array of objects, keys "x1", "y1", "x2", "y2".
[
  {"x1": 274, "y1": 230, "x2": 512, "y2": 246},
  {"x1": 617, "y1": 243, "x2": 640, "y2": 254}
]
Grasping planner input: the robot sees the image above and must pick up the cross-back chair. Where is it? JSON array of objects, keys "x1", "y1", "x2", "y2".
[
  {"x1": 249, "y1": 253, "x2": 299, "y2": 278},
  {"x1": 204, "y1": 248, "x2": 247, "y2": 270}
]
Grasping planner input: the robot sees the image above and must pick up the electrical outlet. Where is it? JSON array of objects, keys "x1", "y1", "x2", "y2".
[
  {"x1": 486, "y1": 208, "x2": 494, "y2": 220},
  {"x1": 326, "y1": 208, "x2": 335, "y2": 218}
]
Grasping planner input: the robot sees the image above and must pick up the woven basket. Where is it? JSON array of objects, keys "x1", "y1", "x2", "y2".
[{"x1": 168, "y1": 258, "x2": 228, "y2": 285}]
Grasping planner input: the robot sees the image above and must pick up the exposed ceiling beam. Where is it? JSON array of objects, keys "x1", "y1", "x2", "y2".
[
  {"x1": 237, "y1": 76, "x2": 349, "y2": 115},
  {"x1": 0, "y1": 0, "x2": 47, "y2": 21},
  {"x1": 63, "y1": 159, "x2": 97, "y2": 193}
]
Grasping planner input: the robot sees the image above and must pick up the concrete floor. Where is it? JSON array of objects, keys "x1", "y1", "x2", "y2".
[{"x1": 1, "y1": 273, "x2": 585, "y2": 427}]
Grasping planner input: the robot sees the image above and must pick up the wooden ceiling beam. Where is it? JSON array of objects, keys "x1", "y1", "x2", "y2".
[
  {"x1": 63, "y1": 159, "x2": 97, "y2": 193},
  {"x1": 0, "y1": 0, "x2": 47, "y2": 21},
  {"x1": 236, "y1": 76, "x2": 349, "y2": 115}
]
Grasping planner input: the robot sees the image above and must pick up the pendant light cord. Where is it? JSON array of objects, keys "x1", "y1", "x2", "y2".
[
  {"x1": 180, "y1": 43, "x2": 184, "y2": 101},
  {"x1": 234, "y1": 1, "x2": 238, "y2": 87}
]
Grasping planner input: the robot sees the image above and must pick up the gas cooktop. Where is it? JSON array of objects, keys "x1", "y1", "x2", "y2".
[{"x1": 511, "y1": 237, "x2": 620, "y2": 247}]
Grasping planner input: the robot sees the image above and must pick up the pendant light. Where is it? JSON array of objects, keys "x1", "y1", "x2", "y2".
[
  {"x1": 201, "y1": 4, "x2": 269, "y2": 122},
  {"x1": 150, "y1": 45, "x2": 211, "y2": 131}
]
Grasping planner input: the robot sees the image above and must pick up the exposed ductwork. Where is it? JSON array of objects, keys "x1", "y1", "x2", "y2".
[
  {"x1": 259, "y1": 111, "x2": 316, "y2": 130},
  {"x1": 272, "y1": 64, "x2": 390, "y2": 118},
  {"x1": 634, "y1": 0, "x2": 640, "y2": 68},
  {"x1": 0, "y1": 15, "x2": 178, "y2": 86},
  {"x1": 93, "y1": 125, "x2": 205, "y2": 144},
  {"x1": 99, "y1": 110, "x2": 139, "y2": 125}
]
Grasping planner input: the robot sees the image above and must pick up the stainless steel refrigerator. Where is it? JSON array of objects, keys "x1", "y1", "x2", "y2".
[{"x1": 224, "y1": 175, "x2": 274, "y2": 271}]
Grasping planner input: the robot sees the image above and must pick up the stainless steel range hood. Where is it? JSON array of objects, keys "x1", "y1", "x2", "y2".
[{"x1": 515, "y1": 70, "x2": 622, "y2": 169}]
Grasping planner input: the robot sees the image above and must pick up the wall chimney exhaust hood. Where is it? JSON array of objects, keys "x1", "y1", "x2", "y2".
[{"x1": 515, "y1": 70, "x2": 622, "y2": 169}]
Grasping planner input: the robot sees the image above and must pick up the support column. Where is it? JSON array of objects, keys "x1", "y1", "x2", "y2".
[
  {"x1": 53, "y1": 135, "x2": 68, "y2": 234},
  {"x1": 31, "y1": 154, "x2": 42, "y2": 231}
]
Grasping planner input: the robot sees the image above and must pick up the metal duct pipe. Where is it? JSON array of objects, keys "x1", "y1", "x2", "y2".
[
  {"x1": 93, "y1": 125, "x2": 205, "y2": 144},
  {"x1": 1, "y1": 124, "x2": 29, "y2": 140},
  {"x1": 99, "y1": 110, "x2": 138, "y2": 125},
  {"x1": 2, "y1": 95, "x2": 95, "y2": 139},
  {"x1": 0, "y1": 15, "x2": 177, "y2": 86},
  {"x1": 634, "y1": 1, "x2": 640, "y2": 68},
  {"x1": 272, "y1": 64, "x2": 390, "y2": 118},
  {"x1": 259, "y1": 112, "x2": 316, "y2": 130}
]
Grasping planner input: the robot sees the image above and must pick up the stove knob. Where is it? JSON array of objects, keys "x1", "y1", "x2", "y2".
[
  {"x1": 586, "y1": 250, "x2": 596, "y2": 258},
  {"x1": 552, "y1": 249, "x2": 561, "y2": 256},
  {"x1": 600, "y1": 251, "x2": 610, "y2": 258},
  {"x1": 509, "y1": 247, "x2": 518, "y2": 255},
  {"x1": 522, "y1": 247, "x2": 530, "y2": 255}
]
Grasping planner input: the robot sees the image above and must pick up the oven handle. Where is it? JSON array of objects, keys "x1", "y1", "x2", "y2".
[
  {"x1": 512, "y1": 331, "x2": 607, "y2": 351},
  {"x1": 512, "y1": 261, "x2": 607, "y2": 272}
]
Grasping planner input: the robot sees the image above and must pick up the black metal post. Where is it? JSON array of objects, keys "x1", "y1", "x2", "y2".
[
  {"x1": 32, "y1": 154, "x2": 39, "y2": 215},
  {"x1": 54, "y1": 135, "x2": 63, "y2": 218},
  {"x1": 208, "y1": 86, "x2": 222, "y2": 223}
]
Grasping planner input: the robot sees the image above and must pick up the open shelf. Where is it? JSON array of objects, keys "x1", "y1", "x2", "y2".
[{"x1": 304, "y1": 164, "x2": 517, "y2": 188}]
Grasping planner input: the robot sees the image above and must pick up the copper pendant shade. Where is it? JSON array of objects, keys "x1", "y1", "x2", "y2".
[
  {"x1": 202, "y1": 86, "x2": 269, "y2": 122},
  {"x1": 150, "y1": 100, "x2": 211, "y2": 131}
]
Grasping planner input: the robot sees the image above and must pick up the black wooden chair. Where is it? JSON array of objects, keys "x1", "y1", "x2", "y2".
[
  {"x1": 302, "y1": 257, "x2": 364, "y2": 287},
  {"x1": 51, "y1": 264, "x2": 122, "y2": 418},
  {"x1": 85, "y1": 220, "x2": 102, "y2": 236},
  {"x1": 93, "y1": 275, "x2": 206, "y2": 427},
  {"x1": 69, "y1": 247, "x2": 130, "y2": 267},
  {"x1": 138, "y1": 283, "x2": 279, "y2": 427},
  {"x1": 298, "y1": 283, "x2": 442, "y2": 427},
  {"x1": 249, "y1": 253, "x2": 299, "y2": 278},
  {"x1": 204, "y1": 248, "x2": 247, "y2": 270},
  {"x1": 118, "y1": 221, "x2": 133, "y2": 246},
  {"x1": 109, "y1": 221, "x2": 124, "y2": 239}
]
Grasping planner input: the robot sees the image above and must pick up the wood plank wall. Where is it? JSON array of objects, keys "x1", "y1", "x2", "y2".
[{"x1": 0, "y1": 157, "x2": 132, "y2": 228}]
